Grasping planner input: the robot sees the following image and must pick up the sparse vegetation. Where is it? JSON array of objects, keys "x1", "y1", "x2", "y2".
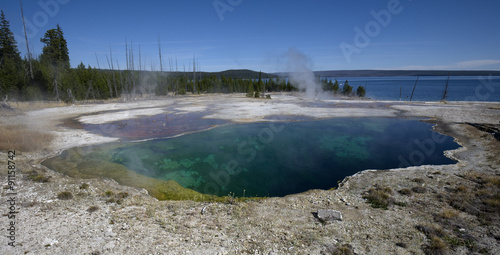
[
  {"x1": 0, "y1": 125, "x2": 54, "y2": 152},
  {"x1": 412, "y1": 178, "x2": 425, "y2": 184},
  {"x1": 105, "y1": 191, "x2": 129, "y2": 204},
  {"x1": 411, "y1": 186, "x2": 427, "y2": 193},
  {"x1": 413, "y1": 171, "x2": 499, "y2": 254},
  {"x1": 415, "y1": 224, "x2": 450, "y2": 254},
  {"x1": 27, "y1": 170, "x2": 51, "y2": 183},
  {"x1": 427, "y1": 236, "x2": 449, "y2": 254},
  {"x1": 116, "y1": 191, "x2": 129, "y2": 199},
  {"x1": 225, "y1": 192, "x2": 237, "y2": 204},
  {"x1": 57, "y1": 191, "x2": 73, "y2": 200},
  {"x1": 87, "y1": 206, "x2": 99, "y2": 213},
  {"x1": 398, "y1": 188, "x2": 412, "y2": 195},
  {"x1": 79, "y1": 183, "x2": 89, "y2": 189},
  {"x1": 440, "y1": 209, "x2": 458, "y2": 219},
  {"x1": 448, "y1": 171, "x2": 500, "y2": 223},
  {"x1": 363, "y1": 185, "x2": 394, "y2": 209},
  {"x1": 323, "y1": 243, "x2": 355, "y2": 255}
]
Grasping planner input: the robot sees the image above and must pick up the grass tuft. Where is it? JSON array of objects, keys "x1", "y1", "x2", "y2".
[
  {"x1": 427, "y1": 236, "x2": 449, "y2": 254},
  {"x1": 411, "y1": 186, "x2": 427, "y2": 193},
  {"x1": 57, "y1": 191, "x2": 73, "y2": 200},
  {"x1": 440, "y1": 209, "x2": 459, "y2": 219},
  {"x1": 363, "y1": 185, "x2": 394, "y2": 209},
  {"x1": 225, "y1": 192, "x2": 237, "y2": 204},
  {"x1": 27, "y1": 171, "x2": 51, "y2": 183},
  {"x1": 398, "y1": 188, "x2": 412, "y2": 196},
  {"x1": 87, "y1": 206, "x2": 99, "y2": 213},
  {"x1": 104, "y1": 191, "x2": 129, "y2": 204},
  {"x1": 79, "y1": 183, "x2": 89, "y2": 189},
  {"x1": 412, "y1": 178, "x2": 425, "y2": 184}
]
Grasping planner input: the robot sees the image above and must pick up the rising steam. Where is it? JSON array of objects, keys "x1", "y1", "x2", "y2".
[{"x1": 284, "y1": 48, "x2": 323, "y2": 98}]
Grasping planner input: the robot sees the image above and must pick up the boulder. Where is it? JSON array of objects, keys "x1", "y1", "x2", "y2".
[{"x1": 316, "y1": 209, "x2": 342, "y2": 222}]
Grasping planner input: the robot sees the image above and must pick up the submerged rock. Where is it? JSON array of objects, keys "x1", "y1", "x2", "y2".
[{"x1": 316, "y1": 209, "x2": 342, "y2": 222}]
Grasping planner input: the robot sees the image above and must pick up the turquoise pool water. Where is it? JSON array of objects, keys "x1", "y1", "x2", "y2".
[{"x1": 103, "y1": 117, "x2": 459, "y2": 197}]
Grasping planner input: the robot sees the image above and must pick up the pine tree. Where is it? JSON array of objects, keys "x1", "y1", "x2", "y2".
[
  {"x1": 40, "y1": 24, "x2": 70, "y2": 69},
  {"x1": 40, "y1": 24, "x2": 70, "y2": 100},
  {"x1": 332, "y1": 79, "x2": 340, "y2": 94},
  {"x1": 356, "y1": 86, "x2": 366, "y2": 97},
  {"x1": 0, "y1": 10, "x2": 23, "y2": 98},
  {"x1": 0, "y1": 10, "x2": 21, "y2": 65},
  {"x1": 342, "y1": 80, "x2": 353, "y2": 96},
  {"x1": 255, "y1": 71, "x2": 263, "y2": 97}
]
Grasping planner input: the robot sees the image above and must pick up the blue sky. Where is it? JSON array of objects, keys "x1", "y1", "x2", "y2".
[{"x1": 2, "y1": 0, "x2": 500, "y2": 72}]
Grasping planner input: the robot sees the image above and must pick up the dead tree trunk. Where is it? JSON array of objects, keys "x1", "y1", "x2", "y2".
[{"x1": 19, "y1": 0, "x2": 33, "y2": 80}]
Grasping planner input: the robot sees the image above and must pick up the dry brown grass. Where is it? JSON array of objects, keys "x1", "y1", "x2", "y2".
[
  {"x1": 0, "y1": 125, "x2": 54, "y2": 152},
  {"x1": 440, "y1": 209, "x2": 459, "y2": 219},
  {"x1": 451, "y1": 171, "x2": 500, "y2": 218},
  {"x1": 362, "y1": 185, "x2": 394, "y2": 209},
  {"x1": 11, "y1": 101, "x2": 67, "y2": 112}
]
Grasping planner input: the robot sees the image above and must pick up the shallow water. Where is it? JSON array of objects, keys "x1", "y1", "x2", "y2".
[
  {"x1": 80, "y1": 111, "x2": 229, "y2": 140},
  {"x1": 44, "y1": 118, "x2": 459, "y2": 198}
]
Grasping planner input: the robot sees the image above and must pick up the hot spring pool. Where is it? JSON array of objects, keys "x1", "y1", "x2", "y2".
[{"x1": 43, "y1": 117, "x2": 459, "y2": 199}]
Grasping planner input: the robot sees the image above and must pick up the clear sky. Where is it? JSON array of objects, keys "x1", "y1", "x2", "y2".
[{"x1": 2, "y1": 0, "x2": 500, "y2": 72}]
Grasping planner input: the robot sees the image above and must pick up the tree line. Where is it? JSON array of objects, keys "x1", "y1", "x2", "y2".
[{"x1": 0, "y1": 10, "x2": 365, "y2": 102}]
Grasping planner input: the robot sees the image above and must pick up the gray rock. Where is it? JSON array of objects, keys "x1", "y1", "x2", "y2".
[
  {"x1": 316, "y1": 209, "x2": 342, "y2": 222},
  {"x1": 103, "y1": 241, "x2": 115, "y2": 250},
  {"x1": 42, "y1": 238, "x2": 59, "y2": 247}
]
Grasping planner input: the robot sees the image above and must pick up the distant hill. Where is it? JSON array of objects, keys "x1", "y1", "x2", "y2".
[
  {"x1": 149, "y1": 69, "x2": 278, "y2": 79},
  {"x1": 312, "y1": 70, "x2": 500, "y2": 77},
  {"x1": 216, "y1": 69, "x2": 278, "y2": 79}
]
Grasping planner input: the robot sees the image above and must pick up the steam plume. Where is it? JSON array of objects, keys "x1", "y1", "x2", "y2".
[{"x1": 284, "y1": 48, "x2": 323, "y2": 98}]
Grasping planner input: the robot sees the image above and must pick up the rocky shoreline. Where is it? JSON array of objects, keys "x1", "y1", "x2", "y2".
[{"x1": 1, "y1": 94, "x2": 499, "y2": 254}]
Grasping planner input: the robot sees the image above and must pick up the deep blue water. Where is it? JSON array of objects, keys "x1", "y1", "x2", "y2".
[
  {"x1": 108, "y1": 118, "x2": 459, "y2": 197},
  {"x1": 325, "y1": 76, "x2": 500, "y2": 101}
]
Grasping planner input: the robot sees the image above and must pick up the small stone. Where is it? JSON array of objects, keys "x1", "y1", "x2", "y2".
[
  {"x1": 42, "y1": 238, "x2": 59, "y2": 247},
  {"x1": 316, "y1": 209, "x2": 342, "y2": 222},
  {"x1": 105, "y1": 228, "x2": 117, "y2": 238},
  {"x1": 103, "y1": 241, "x2": 115, "y2": 250}
]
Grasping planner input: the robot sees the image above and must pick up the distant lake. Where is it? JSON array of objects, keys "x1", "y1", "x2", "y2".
[{"x1": 323, "y1": 76, "x2": 500, "y2": 101}]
